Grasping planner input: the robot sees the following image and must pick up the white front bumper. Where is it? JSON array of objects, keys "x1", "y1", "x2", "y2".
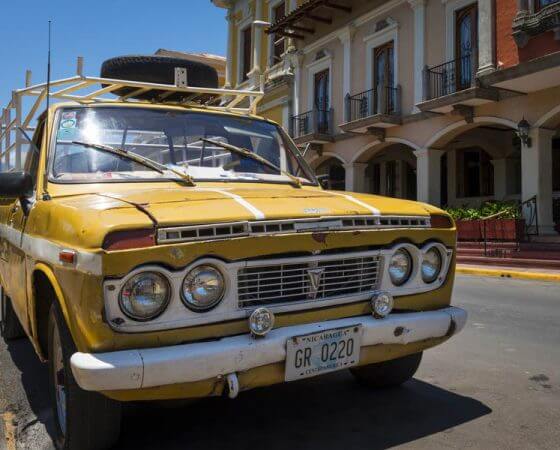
[{"x1": 70, "y1": 307, "x2": 467, "y2": 392}]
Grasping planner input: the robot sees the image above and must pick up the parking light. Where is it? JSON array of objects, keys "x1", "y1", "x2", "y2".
[
  {"x1": 249, "y1": 308, "x2": 275, "y2": 337},
  {"x1": 371, "y1": 292, "x2": 394, "y2": 318}
]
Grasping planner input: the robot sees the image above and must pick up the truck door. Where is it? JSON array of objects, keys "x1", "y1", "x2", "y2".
[{"x1": 2, "y1": 123, "x2": 43, "y2": 334}]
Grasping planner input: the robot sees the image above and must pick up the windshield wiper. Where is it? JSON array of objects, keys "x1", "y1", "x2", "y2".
[
  {"x1": 201, "y1": 138, "x2": 302, "y2": 188},
  {"x1": 71, "y1": 141, "x2": 196, "y2": 186}
]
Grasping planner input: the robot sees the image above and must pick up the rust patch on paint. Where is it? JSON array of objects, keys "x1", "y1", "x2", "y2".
[{"x1": 312, "y1": 232, "x2": 327, "y2": 244}]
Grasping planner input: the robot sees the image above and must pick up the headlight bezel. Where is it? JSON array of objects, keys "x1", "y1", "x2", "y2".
[
  {"x1": 118, "y1": 271, "x2": 172, "y2": 322},
  {"x1": 180, "y1": 264, "x2": 226, "y2": 312}
]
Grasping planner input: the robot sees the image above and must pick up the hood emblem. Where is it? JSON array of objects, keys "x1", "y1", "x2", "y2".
[{"x1": 306, "y1": 267, "x2": 325, "y2": 299}]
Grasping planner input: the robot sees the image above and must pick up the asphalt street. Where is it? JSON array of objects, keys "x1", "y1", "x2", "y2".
[{"x1": 1, "y1": 275, "x2": 559, "y2": 449}]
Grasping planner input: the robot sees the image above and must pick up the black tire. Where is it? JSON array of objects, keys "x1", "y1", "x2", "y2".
[
  {"x1": 0, "y1": 285, "x2": 26, "y2": 340},
  {"x1": 100, "y1": 55, "x2": 219, "y2": 100},
  {"x1": 350, "y1": 352, "x2": 423, "y2": 388},
  {"x1": 48, "y1": 302, "x2": 121, "y2": 450}
]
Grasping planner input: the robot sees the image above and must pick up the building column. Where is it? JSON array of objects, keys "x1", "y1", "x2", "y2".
[
  {"x1": 477, "y1": 0, "x2": 496, "y2": 76},
  {"x1": 344, "y1": 162, "x2": 368, "y2": 193},
  {"x1": 291, "y1": 51, "x2": 304, "y2": 117},
  {"x1": 491, "y1": 158, "x2": 508, "y2": 200},
  {"x1": 224, "y1": 7, "x2": 235, "y2": 88},
  {"x1": 251, "y1": 0, "x2": 264, "y2": 81},
  {"x1": 446, "y1": 149, "x2": 457, "y2": 206},
  {"x1": 521, "y1": 128, "x2": 556, "y2": 234},
  {"x1": 409, "y1": 0, "x2": 426, "y2": 111},
  {"x1": 414, "y1": 148, "x2": 445, "y2": 205},
  {"x1": 338, "y1": 25, "x2": 355, "y2": 122}
]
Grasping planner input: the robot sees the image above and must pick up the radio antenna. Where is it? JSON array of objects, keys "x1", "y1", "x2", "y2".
[{"x1": 42, "y1": 20, "x2": 52, "y2": 200}]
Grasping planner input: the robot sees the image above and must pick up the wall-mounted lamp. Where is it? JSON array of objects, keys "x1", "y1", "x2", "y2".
[{"x1": 517, "y1": 118, "x2": 532, "y2": 148}]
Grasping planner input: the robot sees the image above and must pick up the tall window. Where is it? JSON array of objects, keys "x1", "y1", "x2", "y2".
[
  {"x1": 314, "y1": 69, "x2": 330, "y2": 133},
  {"x1": 457, "y1": 148, "x2": 494, "y2": 198},
  {"x1": 385, "y1": 160, "x2": 397, "y2": 197},
  {"x1": 373, "y1": 41, "x2": 394, "y2": 113},
  {"x1": 241, "y1": 26, "x2": 252, "y2": 82},
  {"x1": 370, "y1": 163, "x2": 381, "y2": 194},
  {"x1": 455, "y1": 4, "x2": 478, "y2": 90},
  {"x1": 271, "y1": 2, "x2": 286, "y2": 65}
]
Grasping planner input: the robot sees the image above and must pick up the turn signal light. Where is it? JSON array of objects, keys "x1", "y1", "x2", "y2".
[
  {"x1": 430, "y1": 214, "x2": 453, "y2": 229},
  {"x1": 102, "y1": 229, "x2": 156, "y2": 251}
]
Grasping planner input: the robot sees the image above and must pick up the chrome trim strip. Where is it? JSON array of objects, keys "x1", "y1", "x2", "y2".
[{"x1": 157, "y1": 215, "x2": 431, "y2": 244}]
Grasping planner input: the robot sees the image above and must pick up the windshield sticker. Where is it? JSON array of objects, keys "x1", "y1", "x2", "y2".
[
  {"x1": 61, "y1": 111, "x2": 77, "y2": 120},
  {"x1": 60, "y1": 118, "x2": 77, "y2": 129},
  {"x1": 57, "y1": 128, "x2": 77, "y2": 140}
]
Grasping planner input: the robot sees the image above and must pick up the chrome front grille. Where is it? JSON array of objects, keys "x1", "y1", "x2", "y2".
[{"x1": 237, "y1": 254, "x2": 381, "y2": 308}]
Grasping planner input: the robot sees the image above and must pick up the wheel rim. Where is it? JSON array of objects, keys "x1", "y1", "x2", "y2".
[{"x1": 52, "y1": 325, "x2": 67, "y2": 436}]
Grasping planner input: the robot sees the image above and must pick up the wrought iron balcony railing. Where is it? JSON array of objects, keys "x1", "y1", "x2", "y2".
[
  {"x1": 423, "y1": 51, "x2": 478, "y2": 101},
  {"x1": 345, "y1": 85, "x2": 401, "y2": 123},
  {"x1": 290, "y1": 108, "x2": 334, "y2": 140}
]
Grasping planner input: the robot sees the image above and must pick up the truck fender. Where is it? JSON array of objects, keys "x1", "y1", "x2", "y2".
[{"x1": 30, "y1": 263, "x2": 72, "y2": 360}]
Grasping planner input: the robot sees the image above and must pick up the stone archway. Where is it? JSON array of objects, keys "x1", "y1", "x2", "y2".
[
  {"x1": 312, "y1": 155, "x2": 347, "y2": 190},
  {"x1": 416, "y1": 118, "x2": 520, "y2": 207},
  {"x1": 352, "y1": 141, "x2": 418, "y2": 200}
]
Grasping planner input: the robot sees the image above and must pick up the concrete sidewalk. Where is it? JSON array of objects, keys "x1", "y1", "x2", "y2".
[{"x1": 457, "y1": 264, "x2": 560, "y2": 282}]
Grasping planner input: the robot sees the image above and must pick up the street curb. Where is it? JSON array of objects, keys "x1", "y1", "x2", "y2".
[{"x1": 456, "y1": 265, "x2": 560, "y2": 283}]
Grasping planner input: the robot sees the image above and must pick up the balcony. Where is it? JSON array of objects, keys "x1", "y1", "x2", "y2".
[
  {"x1": 290, "y1": 108, "x2": 334, "y2": 145},
  {"x1": 340, "y1": 86, "x2": 402, "y2": 134},
  {"x1": 417, "y1": 51, "x2": 499, "y2": 114}
]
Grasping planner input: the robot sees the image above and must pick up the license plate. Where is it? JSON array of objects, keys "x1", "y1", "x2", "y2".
[{"x1": 285, "y1": 325, "x2": 362, "y2": 381}]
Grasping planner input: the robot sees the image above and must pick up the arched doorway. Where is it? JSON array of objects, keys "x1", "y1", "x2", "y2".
[
  {"x1": 314, "y1": 157, "x2": 346, "y2": 190},
  {"x1": 355, "y1": 143, "x2": 417, "y2": 200}
]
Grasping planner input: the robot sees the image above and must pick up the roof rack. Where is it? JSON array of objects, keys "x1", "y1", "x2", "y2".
[{"x1": 0, "y1": 56, "x2": 264, "y2": 170}]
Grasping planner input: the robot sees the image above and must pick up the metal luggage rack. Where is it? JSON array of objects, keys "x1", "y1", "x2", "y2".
[{"x1": 1, "y1": 56, "x2": 264, "y2": 170}]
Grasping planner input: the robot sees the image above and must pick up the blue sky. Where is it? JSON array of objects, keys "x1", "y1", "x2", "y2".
[{"x1": 0, "y1": 0, "x2": 227, "y2": 110}]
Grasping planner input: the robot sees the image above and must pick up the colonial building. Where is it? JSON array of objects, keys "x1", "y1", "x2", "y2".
[
  {"x1": 213, "y1": 0, "x2": 560, "y2": 235},
  {"x1": 211, "y1": 0, "x2": 304, "y2": 127}
]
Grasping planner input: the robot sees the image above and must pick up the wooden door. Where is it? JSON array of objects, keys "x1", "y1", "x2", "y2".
[
  {"x1": 314, "y1": 69, "x2": 329, "y2": 133},
  {"x1": 373, "y1": 41, "x2": 394, "y2": 113}
]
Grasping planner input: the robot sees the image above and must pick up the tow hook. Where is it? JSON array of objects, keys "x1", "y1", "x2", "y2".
[{"x1": 225, "y1": 373, "x2": 239, "y2": 399}]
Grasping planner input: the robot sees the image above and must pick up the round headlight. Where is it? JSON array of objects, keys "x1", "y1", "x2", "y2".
[
  {"x1": 389, "y1": 249, "x2": 413, "y2": 286},
  {"x1": 422, "y1": 247, "x2": 443, "y2": 283},
  {"x1": 182, "y1": 265, "x2": 225, "y2": 312},
  {"x1": 119, "y1": 272, "x2": 170, "y2": 321}
]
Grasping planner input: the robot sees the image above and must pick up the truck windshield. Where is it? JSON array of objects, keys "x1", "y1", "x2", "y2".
[{"x1": 50, "y1": 107, "x2": 316, "y2": 184}]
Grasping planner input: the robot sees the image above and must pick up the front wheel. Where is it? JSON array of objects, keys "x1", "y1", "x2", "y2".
[
  {"x1": 48, "y1": 303, "x2": 122, "y2": 450},
  {"x1": 350, "y1": 352, "x2": 423, "y2": 388},
  {"x1": 0, "y1": 285, "x2": 25, "y2": 340}
]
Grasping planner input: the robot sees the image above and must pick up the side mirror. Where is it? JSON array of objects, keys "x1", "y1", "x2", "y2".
[{"x1": 0, "y1": 172, "x2": 33, "y2": 199}]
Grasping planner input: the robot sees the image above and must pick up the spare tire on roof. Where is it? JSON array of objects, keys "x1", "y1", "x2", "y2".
[{"x1": 100, "y1": 55, "x2": 219, "y2": 101}]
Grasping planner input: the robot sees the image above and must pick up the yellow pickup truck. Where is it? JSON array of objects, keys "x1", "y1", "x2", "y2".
[{"x1": 0, "y1": 56, "x2": 466, "y2": 450}]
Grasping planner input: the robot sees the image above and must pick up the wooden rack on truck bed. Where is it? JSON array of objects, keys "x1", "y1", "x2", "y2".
[{"x1": 0, "y1": 56, "x2": 264, "y2": 171}]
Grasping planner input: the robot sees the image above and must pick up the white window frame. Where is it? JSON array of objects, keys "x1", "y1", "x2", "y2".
[
  {"x1": 306, "y1": 52, "x2": 333, "y2": 112},
  {"x1": 236, "y1": 14, "x2": 254, "y2": 86},
  {"x1": 364, "y1": 20, "x2": 399, "y2": 92},
  {"x1": 268, "y1": 0, "x2": 287, "y2": 68},
  {"x1": 444, "y1": 0, "x2": 478, "y2": 60}
]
